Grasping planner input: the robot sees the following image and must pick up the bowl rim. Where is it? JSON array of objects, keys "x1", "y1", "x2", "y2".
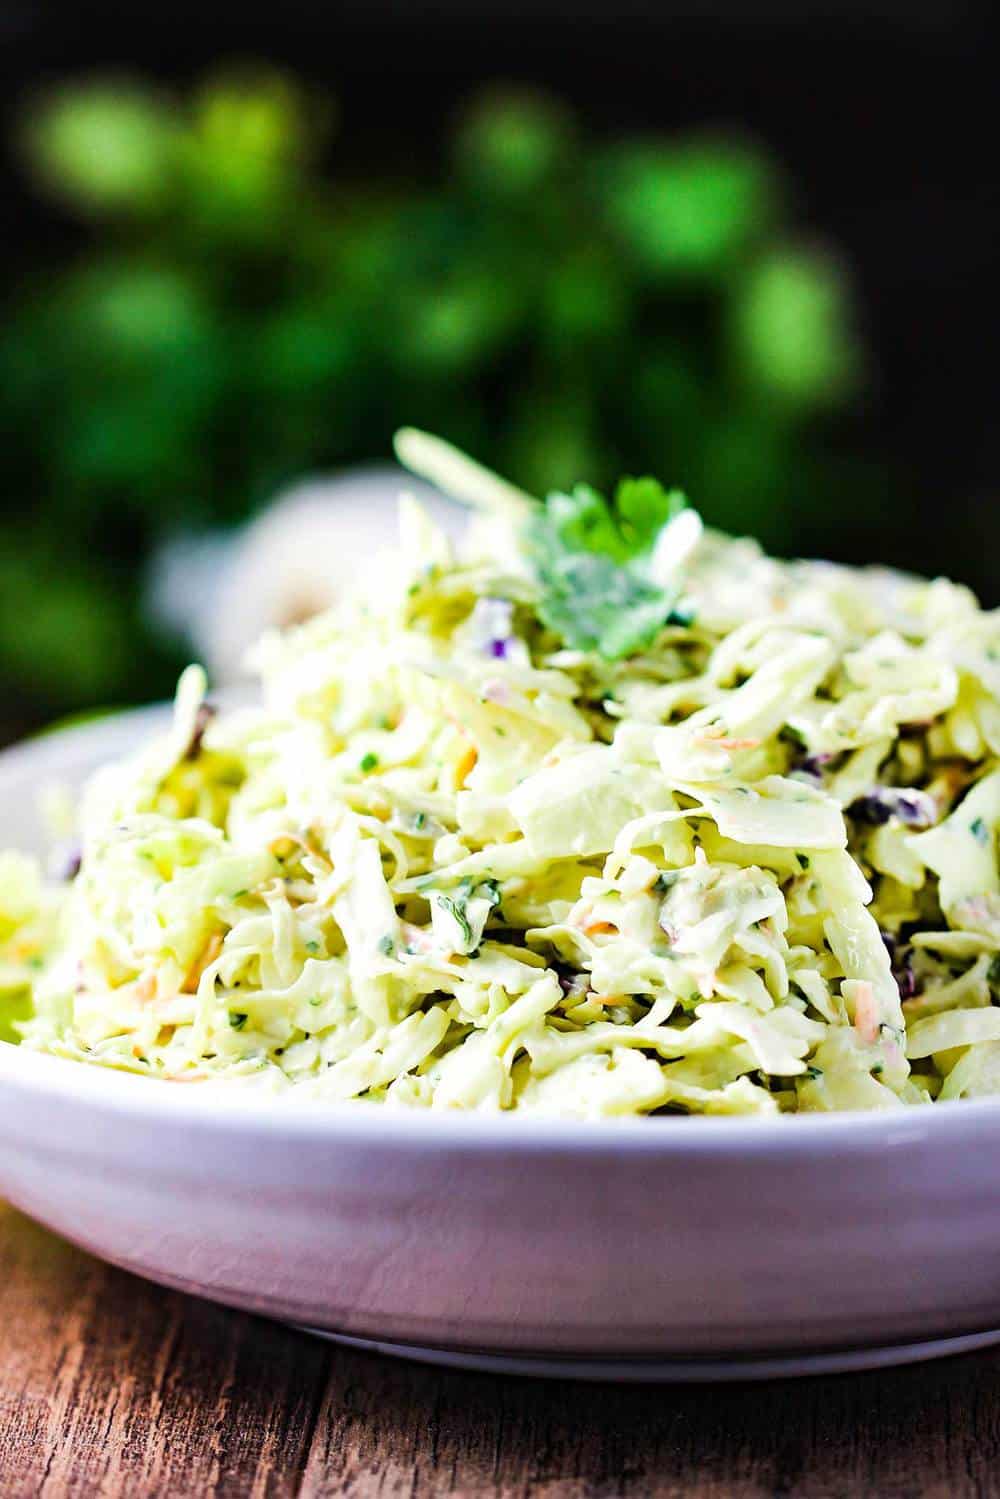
[
  {"x1": 3, "y1": 704, "x2": 999, "y2": 1154},
  {"x1": 4, "y1": 1037, "x2": 1000, "y2": 1155}
]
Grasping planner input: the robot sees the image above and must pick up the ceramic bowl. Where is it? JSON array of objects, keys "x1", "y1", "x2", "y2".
[{"x1": 2, "y1": 712, "x2": 1000, "y2": 1380}]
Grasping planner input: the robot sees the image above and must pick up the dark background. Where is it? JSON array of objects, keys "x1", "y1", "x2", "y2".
[
  {"x1": 5, "y1": 2, "x2": 993, "y2": 515},
  {"x1": 0, "y1": 1, "x2": 995, "y2": 729}
]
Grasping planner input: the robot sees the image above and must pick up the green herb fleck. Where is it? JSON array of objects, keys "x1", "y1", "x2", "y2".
[
  {"x1": 304, "y1": 939, "x2": 320, "y2": 954},
  {"x1": 228, "y1": 1011, "x2": 248, "y2": 1031},
  {"x1": 360, "y1": 752, "x2": 379, "y2": 773},
  {"x1": 377, "y1": 934, "x2": 395, "y2": 956},
  {"x1": 805, "y1": 1064, "x2": 823, "y2": 1079},
  {"x1": 436, "y1": 894, "x2": 472, "y2": 948},
  {"x1": 797, "y1": 854, "x2": 810, "y2": 871},
  {"x1": 970, "y1": 817, "x2": 990, "y2": 846}
]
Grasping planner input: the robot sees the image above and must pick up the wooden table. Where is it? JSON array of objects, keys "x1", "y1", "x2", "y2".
[{"x1": 3, "y1": 1200, "x2": 1000, "y2": 1498}]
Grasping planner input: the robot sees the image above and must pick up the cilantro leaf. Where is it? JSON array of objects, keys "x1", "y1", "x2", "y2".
[
  {"x1": 614, "y1": 477, "x2": 687, "y2": 552},
  {"x1": 543, "y1": 477, "x2": 686, "y2": 563},
  {"x1": 526, "y1": 476, "x2": 690, "y2": 658}
]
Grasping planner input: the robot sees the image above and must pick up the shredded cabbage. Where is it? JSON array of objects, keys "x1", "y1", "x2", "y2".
[{"x1": 3, "y1": 432, "x2": 999, "y2": 1117}]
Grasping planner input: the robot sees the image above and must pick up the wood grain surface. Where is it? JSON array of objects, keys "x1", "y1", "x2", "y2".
[{"x1": 3, "y1": 1199, "x2": 1000, "y2": 1498}]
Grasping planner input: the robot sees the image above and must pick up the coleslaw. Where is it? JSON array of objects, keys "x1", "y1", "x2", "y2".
[{"x1": 2, "y1": 431, "x2": 998, "y2": 1116}]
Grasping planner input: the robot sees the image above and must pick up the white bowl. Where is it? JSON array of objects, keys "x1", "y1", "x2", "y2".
[{"x1": 3, "y1": 710, "x2": 1000, "y2": 1380}]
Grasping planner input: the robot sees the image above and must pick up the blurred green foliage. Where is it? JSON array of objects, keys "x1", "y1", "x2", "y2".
[{"x1": 2, "y1": 68, "x2": 867, "y2": 714}]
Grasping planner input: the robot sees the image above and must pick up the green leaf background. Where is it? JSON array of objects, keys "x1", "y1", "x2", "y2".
[{"x1": 2, "y1": 69, "x2": 876, "y2": 719}]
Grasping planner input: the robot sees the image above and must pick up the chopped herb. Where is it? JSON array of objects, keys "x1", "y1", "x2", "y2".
[
  {"x1": 304, "y1": 939, "x2": 320, "y2": 954},
  {"x1": 871, "y1": 1063, "x2": 884, "y2": 1077},
  {"x1": 526, "y1": 478, "x2": 690, "y2": 659},
  {"x1": 436, "y1": 894, "x2": 472, "y2": 948},
  {"x1": 653, "y1": 871, "x2": 679, "y2": 893},
  {"x1": 232, "y1": 889, "x2": 248, "y2": 899},
  {"x1": 413, "y1": 811, "x2": 427, "y2": 831},
  {"x1": 377, "y1": 934, "x2": 395, "y2": 956},
  {"x1": 805, "y1": 1065, "x2": 823, "y2": 1079},
  {"x1": 228, "y1": 1011, "x2": 248, "y2": 1031},
  {"x1": 970, "y1": 816, "x2": 990, "y2": 846},
  {"x1": 797, "y1": 854, "x2": 810, "y2": 870},
  {"x1": 360, "y1": 752, "x2": 379, "y2": 773}
]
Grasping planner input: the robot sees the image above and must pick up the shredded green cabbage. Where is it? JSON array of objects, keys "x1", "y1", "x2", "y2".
[{"x1": 3, "y1": 432, "x2": 999, "y2": 1116}]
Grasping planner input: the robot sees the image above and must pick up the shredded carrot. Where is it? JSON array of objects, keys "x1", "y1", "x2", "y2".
[
  {"x1": 853, "y1": 981, "x2": 879, "y2": 1044},
  {"x1": 455, "y1": 743, "x2": 478, "y2": 787},
  {"x1": 181, "y1": 932, "x2": 223, "y2": 995},
  {"x1": 583, "y1": 920, "x2": 619, "y2": 937},
  {"x1": 399, "y1": 921, "x2": 437, "y2": 955},
  {"x1": 694, "y1": 735, "x2": 762, "y2": 751},
  {"x1": 135, "y1": 972, "x2": 157, "y2": 1003}
]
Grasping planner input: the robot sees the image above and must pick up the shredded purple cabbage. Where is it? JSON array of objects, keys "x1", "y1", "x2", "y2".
[
  {"x1": 881, "y1": 930, "x2": 918, "y2": 999},
  {"x1": 467, "y1": 596, "x2": 517, "y2": 661},
  {"x1": 789, "y1": 749, "x2": 836, "y2": 784},
  {"x1": 555, "y1": 966, "x2": 589, "y2": 1002},
  {"x1": 850, "y1": 787, "x2": 937, "y2": 829},
  {"x1": 50, "y1": 842, "x2": 82, "y2": 882}
]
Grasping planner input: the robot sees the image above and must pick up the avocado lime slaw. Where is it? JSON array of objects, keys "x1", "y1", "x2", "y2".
[{"x1": 2, "y1": 431, "x2": 999, "y2": 1116}]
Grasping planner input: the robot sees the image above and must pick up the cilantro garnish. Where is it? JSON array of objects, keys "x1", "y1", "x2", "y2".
[{"x1": 526, "y1": 477, "x2": 691, "y2": 658}]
